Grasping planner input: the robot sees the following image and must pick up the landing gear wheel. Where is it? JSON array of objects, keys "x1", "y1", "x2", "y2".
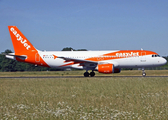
[
  {"x1": 142, "y1": 72, "x2": 146, "y2": 77},
  {"x1": 142, "y1": 68, "x2": 146, "y2": 77},
  {"x1": 90, "y1": 72, "x2": 95, "y2": 77},
  {"x1": 84, "y1": 72, "x2": 90, "y2": 77}
]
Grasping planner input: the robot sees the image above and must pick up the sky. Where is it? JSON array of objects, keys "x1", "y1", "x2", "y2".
[{"x1": 0, "y1": 0, "x2": 168, "y2": 56}]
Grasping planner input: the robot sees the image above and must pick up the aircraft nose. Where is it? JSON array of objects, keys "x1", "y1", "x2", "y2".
[{"x1": 160, "y1": 58, "x2": 167, "y2": 65}]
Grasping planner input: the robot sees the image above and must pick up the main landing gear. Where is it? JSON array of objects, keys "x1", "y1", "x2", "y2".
[
  {"x1": 84, "y1": 71, "x2": 95, "y2": 77},
  {"x1": 142, "y1": 68, "x2": 146, "y2": 77}
]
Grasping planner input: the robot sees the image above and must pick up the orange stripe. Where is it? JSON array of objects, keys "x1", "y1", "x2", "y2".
[
  {"x1": 86, "y1": 50, "x2": 157, "y2": 62},
  {"x1": 53, "y1": 55, "x2": 57, "y2": 59},
  {"x1": 60, "y1": 50, "x2": 157, "y2": 67}
]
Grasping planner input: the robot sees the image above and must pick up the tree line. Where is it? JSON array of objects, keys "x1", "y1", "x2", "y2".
[{"x1": 0, "y1": 48, "x2": 168, "y2": 72}]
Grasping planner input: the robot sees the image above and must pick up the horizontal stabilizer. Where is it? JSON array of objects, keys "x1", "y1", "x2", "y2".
[{"x1": 5, "y1": 53, "x2": 27, "y2": 60}]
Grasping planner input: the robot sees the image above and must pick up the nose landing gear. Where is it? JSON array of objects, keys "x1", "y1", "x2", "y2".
[{"x1": 142, "y1": 68, "x2": 146, "y2": 77}]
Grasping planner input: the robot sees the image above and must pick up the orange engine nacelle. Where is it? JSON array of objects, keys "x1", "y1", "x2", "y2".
[
  {"x1": 98, "y1": 64, "x2": 121, "y2": 74},
  {"x1": 98, "y1": 64, "x2": 114, "y2": 74}
]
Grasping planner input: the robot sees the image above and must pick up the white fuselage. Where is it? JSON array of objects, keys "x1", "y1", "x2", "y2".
[{"x1": 38, "y1": 50, "x2": 167, "y2": 70}]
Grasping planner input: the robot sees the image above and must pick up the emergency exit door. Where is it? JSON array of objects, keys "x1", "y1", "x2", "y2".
[{"x1": 35, "y1": 53, "x2": 40, "y2": 62}]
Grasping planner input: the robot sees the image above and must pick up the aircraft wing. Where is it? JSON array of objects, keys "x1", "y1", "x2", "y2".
[
  {"x1": 57, "y1": 56, "x2": 97, "y2": 63},
  {"x1": 57, "y1": 56, "x2": 98, "y2": 67}
]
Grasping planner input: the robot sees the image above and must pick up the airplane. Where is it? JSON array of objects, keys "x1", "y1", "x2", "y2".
[{"x1": 6, "y1": 26, "x2": 167, "y2": 77}]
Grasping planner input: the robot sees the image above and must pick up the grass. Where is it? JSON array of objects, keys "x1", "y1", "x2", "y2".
[{"x1": 0, "y1": 72, "x2": 168, "y2": 119}]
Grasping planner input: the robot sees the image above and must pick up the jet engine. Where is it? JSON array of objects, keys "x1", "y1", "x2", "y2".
[{"x1": 98, "y1": 64, "x2": 121, "y2": 74}]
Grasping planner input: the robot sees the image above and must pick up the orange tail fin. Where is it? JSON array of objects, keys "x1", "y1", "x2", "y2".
[
  {"x1": 8, "y1": 26, "x2": 49, "y2": 67},
  {"x1": 8, "y1": 26, "x2": 37, "y2": 55}
]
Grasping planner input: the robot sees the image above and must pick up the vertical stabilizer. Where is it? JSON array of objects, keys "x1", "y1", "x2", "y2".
[
  {"x1": 8, "y1": 26, "x2": 49, "y2": 67},
  {"x1": 8, "y1": 26, "x2": 37, "y2": 55}
]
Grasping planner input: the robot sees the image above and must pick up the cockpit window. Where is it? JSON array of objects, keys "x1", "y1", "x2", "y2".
[{"x1": 152, "y1": 55, "x2": 160, "y2": 57}]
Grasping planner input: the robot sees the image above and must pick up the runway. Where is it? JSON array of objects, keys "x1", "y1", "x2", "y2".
[{"x1": 0, "y1": 76, "x2": 168, "y2": 79}]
